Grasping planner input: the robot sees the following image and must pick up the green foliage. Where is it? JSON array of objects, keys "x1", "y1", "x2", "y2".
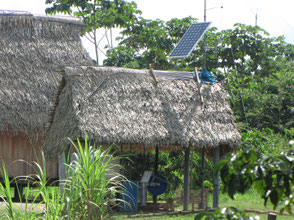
[
  {"x1": 46, "y1": 0, "x2": 141, "y2": 64},
  {"x1": 216, "y1": 148, "x2": 294, "y2": 213},
  {"x1": 45, "y1": 0, "x2": 141, "y2": 31},
  {"x1": 194, "y1": 207, "x2": 259, "y2": 220},
  {"x1": 285, "y1": 128, "x2": 294, "y2": 140},
  {"x1": 29, "y1": 151, "x2": 64, "y2": 219},
  {"x1": 105, "y1": 20, "x2": 294, "y2": 72},
  {"x1": 0, "y1": 163, "x2": 18, "y2": 219},
  {"x1": 241, "y1": 128, "x2": 292, "y2": 156},
  {"x1": 228, "y1": 64, "x2": 294, "y2": 132},
  {"x1": 104, "y1": 17, "x2": 199, "y2": 69},
  {"x1": 217, "y1": 24, "x2": 285, "y2": 77},
  {"x1": 0, "y1": 157, "x2": 60, "y2": 219}
]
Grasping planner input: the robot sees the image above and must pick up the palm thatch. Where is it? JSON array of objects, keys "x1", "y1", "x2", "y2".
[
  {"x1": 44, "y1": 66, "x2": 241, "y2": 158},
  {"x1": 0, "y1": 11, "x2": 93, "y2": 137}
]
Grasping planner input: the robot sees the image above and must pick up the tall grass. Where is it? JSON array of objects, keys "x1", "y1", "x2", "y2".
[
  {"x1": 29, "y1": 151, "x2": 64, "y2": 219},
  {"x1": 63, "y1": 136, "x2": 125, "y2": 220},
  {"x1": 0, "y1": 163, "x2": 43, "y2": 219},
  {"x1": 0, "y1": 163, "x2": 17, "y2": 219},
  {"x1": 0, "y1": 135, "x2": 127, "y2": 219}
]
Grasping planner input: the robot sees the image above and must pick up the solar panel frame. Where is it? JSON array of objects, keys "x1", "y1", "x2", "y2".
[{"x1": 168, "y1": 22, "x2": 212, "y2": 59}]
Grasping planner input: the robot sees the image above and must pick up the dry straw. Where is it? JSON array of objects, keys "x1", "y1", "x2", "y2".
[
  {"x1": 44, "y1": 66, "x2": 241, "y2": 158},
  {"x1": 0, "y1": 11, "x2": 93, "y2": 138}
]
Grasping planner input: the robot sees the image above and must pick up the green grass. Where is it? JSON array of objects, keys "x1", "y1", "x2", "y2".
[
  {"x1": 1, "y1": 188, "x2": 294, "y2": 219},
  {"x1": 108, "y1": 213, "x2": 197, "y2": 219},
  {"x1": 108, "y1": 188, "x2": 294, "y2": 219},
  {"x1": 110, "y1": 213, "x2": 293, "y2": 220},
  {"x1": 211, "y1": 188, "x2": 274, "y2": 211},
  {"x1": 213, "y1": 188, "x2": 293, "y2": 213}
]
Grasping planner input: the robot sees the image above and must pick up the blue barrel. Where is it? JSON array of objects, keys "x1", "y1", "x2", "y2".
[{"x1": 120, "y1": 180, "x2": 138, "y2": 212}]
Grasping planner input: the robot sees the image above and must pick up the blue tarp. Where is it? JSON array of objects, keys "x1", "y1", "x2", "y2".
[{"x1": 192, "y1": 69, "x2": 217, "y2": 84}]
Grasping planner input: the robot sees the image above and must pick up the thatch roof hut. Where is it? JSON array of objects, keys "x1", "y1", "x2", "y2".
[
  {"x1": 0, "y1": 11, "x2": 92, "y2": 136},
  {"x1": 0, "y1": 11, "x2": 93, "y2": 179},
  {"x1": 44, "y1": 66, "x2": 240, "y2": 158}
]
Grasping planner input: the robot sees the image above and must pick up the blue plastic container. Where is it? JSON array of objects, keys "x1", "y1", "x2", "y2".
[{"x1": 120, "y1": 180, "x2": 138, "y2": 212}]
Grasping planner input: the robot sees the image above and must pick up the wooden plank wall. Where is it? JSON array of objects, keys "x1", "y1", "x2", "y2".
[{"x1": 0, "y1": 134, "x2": 58, "y2": 179}]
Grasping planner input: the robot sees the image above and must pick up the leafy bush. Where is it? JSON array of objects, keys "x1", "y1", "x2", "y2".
[
  {"x1": 241, "y1": 128, "x2": 292, "y2": 155},
  {"x1": 216, "y1": 148, "x2": 294, "y2": 213}
]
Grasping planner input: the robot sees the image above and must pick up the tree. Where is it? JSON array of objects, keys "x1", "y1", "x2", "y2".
[
  {"x1": 241, "y1": 128, "x2": 294, "y2": 156},
  {"x1": 104, "y1": 20, "x2": 294, "y2": 72},
  {"x1": 104, "y1": 17, "x2": 199, "y2": 69},
  {"x1": 45, "y1": 0, "x2": 141, "y2": 64},
  {"x1": 227, "y1": 61, "x2": 294, "y2": 133},
  {"x1": 213, "y1": 24, "x2": 294, "y2": 131}
]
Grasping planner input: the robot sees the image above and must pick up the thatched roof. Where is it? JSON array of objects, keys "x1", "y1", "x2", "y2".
[
  {"x1": 44, "y1": 66, "x2": 241, "y2": 158},
  {"x1": 0, "y1": 11, "x2": 93, "y2": 137}
]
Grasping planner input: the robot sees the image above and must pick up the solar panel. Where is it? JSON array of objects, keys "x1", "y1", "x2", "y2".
[{"x1": 168, "y1": 22, "x2": 211, "y2": 59}]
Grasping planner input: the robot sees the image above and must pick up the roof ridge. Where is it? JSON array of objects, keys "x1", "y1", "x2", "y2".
[{"x1": 0, "y1": 10, "x2": 83, "y2": 25}]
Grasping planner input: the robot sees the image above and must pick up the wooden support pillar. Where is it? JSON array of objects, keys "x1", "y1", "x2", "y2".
[
  {"x1": 199, "y1": 147, "x2": 205, "y2": 209},
  {"x1": 58, "y1": 154, "x2": 66, "y2": 194},
  {"x1": 59, "y1": 147, "x2": 73, "y2": 194},
  {"x1": 267, "y1": 212, "x2": 277, "y2": 220},
  {"x1": 153, "y1": 146, "x2": 159, "y2": 204},
  {"x1": 143, "y1": 145, "x2": 146, "y2": 171},
  {"x1": 183, "y1": 146, "x2": 190, "y2": 211},
  {"x1": 120, "y1": 145, "x2": 125, "y2": 176},
  {"x1": 213, "y1": 145, "x2": 220, "y2": 209}
]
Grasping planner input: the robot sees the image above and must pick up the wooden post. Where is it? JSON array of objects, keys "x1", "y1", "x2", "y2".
[
  {"x1": 194, "y1": 67, "x2": 204, "y2": 105},
  {"x1": 120, "y1": 145, "x2": 125, "y2": 176},
  {"x1": 143, "y1": 145, "x2": 146, "y2": 172},
  {"x1": 213, "y1": 146, "x2": 220, "y2": 209},
  {"x1": 153, "y1": 146, "x2": 159, "y2": 204},
  {"x1": 183, "y1": 146, "x2": 190, "y2": 211},
  {"x1": 199, "y1": 147, "x2": 205, "y2": 209},
  {"x1": 267, "y1": 212, "x2": 277, "y2": 220},
  {"x1": 58, "y1": 154, "x2": 66, "y2": 194},
  {"x1": 149, "y1": 64, "x2": 158, "y2": 83},
  {"x1": 190, "y1": 147, "x2": 194, "y2": 194}
]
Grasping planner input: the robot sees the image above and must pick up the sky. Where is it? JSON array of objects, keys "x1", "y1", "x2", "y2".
[{"x1": 1, "y1": 0, "x2": 294, "y2": 63}]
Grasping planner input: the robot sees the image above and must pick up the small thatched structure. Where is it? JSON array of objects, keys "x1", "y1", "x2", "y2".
[
  {"x1": 44, "y1": 66, "x2": 240, "y2": 158},
  {"x1": 0, "y1": 11, "x2": 93, "y2": 179}
]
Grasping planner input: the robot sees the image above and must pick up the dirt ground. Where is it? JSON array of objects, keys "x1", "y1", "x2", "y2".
[{"x1": 0, "y1": 201, "x2": 45, "y2": 212}]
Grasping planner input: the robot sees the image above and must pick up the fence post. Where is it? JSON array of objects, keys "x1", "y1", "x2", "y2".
[{"x1": 267, "y1": 212, "x2": 277, "y2": 220}]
